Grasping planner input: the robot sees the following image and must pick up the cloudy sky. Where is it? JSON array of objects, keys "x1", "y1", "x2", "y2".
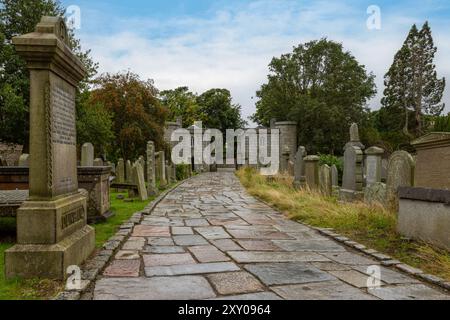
[{"x1": 61, "y1": 0, "x2": 450, "y2": 125}]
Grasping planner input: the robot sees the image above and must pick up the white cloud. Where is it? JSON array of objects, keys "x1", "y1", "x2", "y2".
[{"x1": 77, "y1": 0, "x2": 450, "y2": 125}]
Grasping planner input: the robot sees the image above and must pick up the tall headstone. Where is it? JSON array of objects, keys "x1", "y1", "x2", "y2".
[
  {"x1": 293, "y1": 146, "x2": 307, "y2": 189},
  {"x1": 386, "y1": 151, "x2": 415, "y2": 211},
  {"x1": 156, "y1": 151, "x2": 167, "y2": 187},
  {"x1": 304, "y1": 156, "x2": 320, "y2": 190},
  {"x1": 5, "y1": 17, "x2": 95, "y2": 279},
  {"x1": 340, "y1": 146, "x2": 364, "y2": 201},
  {"x1": 281, "y1": 146, "x2": 291, "y2": 174},
  {"x1": 126, "y1": 160, "x2": 133, "y2": 183},
  {"x1": 344, "y1": 123, "x2": 365, "y2": 150},
  {"x1": 365, "y1": 146, "x2": 384, "y2": 187},
  {"x1": 18, "y1": 154, "x2": 30, "y2": 167},
  {"x1": 116, "y1": 158, "x2": 125, "y2": 183},
  {"x1": 81, "y1": 142, "x2": 94, "y2": 167},
  {"x1": 319, "y1": 165, "x2": 332, "y2": 196},
  {"x1": 146, "y1": 141, "x2": 157, "y2": 196},
  {"x1": 133, "y1": 163, "x2": 148, "y2": 201},
  {"x1": 331, "y1": 165, "x2": 339, "y2": 187}
]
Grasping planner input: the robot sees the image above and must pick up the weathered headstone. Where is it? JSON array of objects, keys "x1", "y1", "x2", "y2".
[
  {"x1": 126, "y1": 160, "x2": 133, "y2": 183},
  {"x1": 365, "y1": 146, "x2": 384, "y2": 187},
  {"x1": 146, "y1": 141, "x2": 157, "y2": 196},
  {"x1": 344, "y1": 123, "x2": 365, "y2": 150},
  {"x1": 411, "y1": 132, "x2": 450, "y2": 190},
  {"x1": 81, "y1": 142, "x2": 94, "y2": 167},
  {"x1": 18, "y1": 154, "x2": 30, "y2": 167},
  {"x1": 281, "y1": 146, "x2": 291, "y2": 174},
  {"x1": 165, "y1": 163, "x2": 171, "y2": 185},
  {"x1": 364, "y1": 182, "x2": 387, "y2": 205},
  {"x1": 0, "y1": 155, "x2": 7, "y2": 166},
  {"x1": 293, "y1": 146, "x2": 307, "y2": 189},
  {"x1": 172, "y1": 164, "x2": 177, "y2": 183},
  {"x1": 117, "y1": 158, "x2": 125, "y2": 183},
  {"x1": 381, "y1": 158, "x2": 388, "y2": 182},
  {"x1": 5, "y1": 17, "x2": 95, "y2": 279},
  {"x1": 304, "y1": 156, "x2": 320, "y2": 190},
  {"x1": 93, "y1": 158, "x2": 103, "y2": 167},
  {"x1": 386, "y1": 151, "x2": 415, "y2": 211},
  {"x1": 319, "y1": 164, "x2": 332, "y2": 196},
  {"x1": 156, "y1": 152, "x2": 167, "y2": 187},
  {"x1": 331, "y1": 165, "x2": 339, "y2": 187},
  {"x1": 133, "y1": 163, "x2": 148, "y2": 201},
  {"x1": 340, "y1": 146, "x2": 364, "y2": 201}
]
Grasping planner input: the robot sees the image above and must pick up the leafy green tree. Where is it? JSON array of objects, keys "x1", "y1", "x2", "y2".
[
  {"x1": 380, "y1": 22, "x2": 445, "y2": 139},
  {"x1": 433, "y1": 113, "x2": 450, "y2": 132},
  {"x1": 197, "y1": 88, "x2": 247, "y2": 132},
  {"x1": 160, "y1": 87, "x2": 206, "y2": 126},
  {"x1": 252, "y1": 39, "x2": 376, "y2": 154},
  {"x1": 0, "y1": 0, "x2": 98, "y2": 149},
  {"x1": 76, "y1": 91, "x2": 114, "y2": 157},
  {"x1": 89, "y1": 71, "x2": 168, "y2": 161}
]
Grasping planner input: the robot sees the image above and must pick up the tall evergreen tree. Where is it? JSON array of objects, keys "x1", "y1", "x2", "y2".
[{"x1": 381, "y1": 22, "x2": 445, "y2": 138}]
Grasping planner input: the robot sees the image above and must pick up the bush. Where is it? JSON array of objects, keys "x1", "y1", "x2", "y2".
[
  {"x1": 176, "y1": 163, "x2": 191, "y2": 181},
  {"x1": 318, "y1": 154, "x2": 343, "y2": 178}
]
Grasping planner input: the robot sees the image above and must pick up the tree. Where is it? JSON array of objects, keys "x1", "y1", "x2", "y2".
[
  {"x1": 89, "y1": 71, "x2": 168, "y2": 160},
  {"x1": 381, "y1": 22, "x2": 445, "y2": 138},
  {"x1": 76, "y1": 91, "x2": 114, "y2": 157},
  {"x1": 0, "y1": 0, "x2": 98, "y2": 149},
  {"x1": 433, "y1": 113, "x2": 450, "y2": 132},
  {"x1": 252, "y1": 39, "x2": 376, "y2": 154},
  {"x1": 160, "y1": 87, "x2": 206, "y2": 126},
  {"x1": 197, "y1": 89, "x2": 247, "y2": 133}
]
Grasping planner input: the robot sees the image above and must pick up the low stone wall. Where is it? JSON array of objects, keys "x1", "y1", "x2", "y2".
[
  {"x1": 398, "y1": 187, "x2": 450, "y2": 251},
  {"x1": 0, "y1": 167, "x2": 112, "y2": 223}
]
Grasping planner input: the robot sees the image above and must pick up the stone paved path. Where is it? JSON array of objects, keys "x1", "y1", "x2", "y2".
[{"x1": 93, "y1": 173, "x2": 450, "y2": 300}]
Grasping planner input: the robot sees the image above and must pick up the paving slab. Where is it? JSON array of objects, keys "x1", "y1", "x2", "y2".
[
  {"x1": 103, "y1": 260, "x2": 141, "y2": 278},
  {"x1": 194, "y1": 226, "x2": 231, "y2": 240},
  {"x1": 173, "y1": 235, "x2": 209, "y2": 246},
  {"x1": 244, "y1": 263, "x2": 335, "y2": 286},
  {"x1": 207, "y1": 272, "x2": 265, "y2": 295},
  {"x1": 143, "y1": 253, "x2": 196, "y2": 267},
  {"x1": 273, "y1": 240, "x2": 346, "y2": 252},
  {"x1": 145, "y1": 262, "x2": 240, "y2": 277},
  {"x1": 188, "y1": 245, "x2": 230, "y2": 263},
  {"x1": 228, "y1": 251, "x2": 330, "y2": 263},
  {"x1": 94, "y1": 277, "x2": 216, "y2": 300},
  {"x1": 368, "y1": 284, "x2": 450, "y2": 300}
]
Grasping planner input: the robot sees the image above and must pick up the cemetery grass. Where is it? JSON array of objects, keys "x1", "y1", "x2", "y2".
[
  {"x1": 237, "y1": 168, "x2": 450, "y2": 281},
  {"x1": 0, "y1": 218, "x2": 63, "y2": 300}
]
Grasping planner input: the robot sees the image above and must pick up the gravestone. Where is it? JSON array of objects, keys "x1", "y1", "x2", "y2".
[
  {"x1": 319, "y1": 165, "x2": 332, "y2": 196},
  {"x1": 381, "y1": 158, "x2": 388, "y2": 182},
  {"x1": 116, "y1": 158, "x2": 125, "y2": 183},
  {"x1": 156, "y1": 152, "x2": 167, "y2": 187},
  {"x1": 81, "y1": 142, "x2": 94, "y2": 167},
  {"x1": 126, "y1": 160, "x2": 133, "y2": 183},
  {"x1": 293, "y1": 146, "x2": 307, "y2": 189},
  {"x1": 5, "y1": 17, "x2": 95, "y2": 279},
  {"x1": 365, "y1": 146, "x2": 384, "y2": 187},
  {"x1": 364, "y1": 182, "x2": 387, "y2": 205},
  {"x1": 304, "y1": 156, "x2": 320, "y2": 190},
  {"x1": 172, "y1": 164, "x2": 177, "y2": 183},
  {"x1": 133, "y1": 163, "x2": 148, "y2": 201},
  {"x1": 93, "y1": 158, "x2": 103, "y2": 167},
  {"x1": 339, "y1": 146, "x2": 364, "y2": 201},
  {"x1": 18, "y1": 154, "x2": 30, "y2": 167},
  {"x1": 281, "y1": 146, "x2": 291, "y2": 174},
  {"x1": 344, "y1": 123, "x2": 365, "y2": 150},
  {"x1": 146, "y1": 141, "x2": 158, "y2": 196},
  {"x1": 331, "y1": 165, "x2": 339, "y2": 187},
  {"x1": 411, "y1": 132, "x2": 450, "y2": 189},
  {"x1": 0, "y1": 155, "x2": 7, "y2": 166},
  {"x1": 386, "y1": 151, "x2": 415, "y2": 211}
]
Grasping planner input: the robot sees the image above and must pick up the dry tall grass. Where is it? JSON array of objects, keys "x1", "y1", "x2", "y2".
[{"x1": 237, "y1": 167, "x2": 450, "y2": 281}]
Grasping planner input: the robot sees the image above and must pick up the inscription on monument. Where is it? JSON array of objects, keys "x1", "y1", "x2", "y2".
[
  {"x1": 61, "y1": 206, "x2": 84, "y2": 230},
  {"x1": 52, "y1": 85, "x2": 76, "y2": 146}
]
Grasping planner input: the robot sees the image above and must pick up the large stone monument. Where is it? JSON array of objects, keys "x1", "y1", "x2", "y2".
[
  {"x1": 340, "y1": 146, "x2": 364, "y2": 201},
  {"x1": 81, "y1": 142, "x2": 94, "y2": 167},
  {"x1": 386, "y1": 151, "x2": 415, "y2": 211},
  {"x1": 146, "y1": 141, "x2": 158, "y2": 196},
  {"x1": 5, "y1": 17, "x2": 95, "y2": 279},
  {"x1": 293, "y1": 146, "x2": 306, "y2": 189}
]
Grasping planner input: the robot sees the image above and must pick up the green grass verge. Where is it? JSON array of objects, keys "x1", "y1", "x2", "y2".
[
  {"x1": 237, "y1": 167, "x2": 450, "y2": 281},
  {"x1": 94, "y1": 191, "x2": 154, "y2": 247}
]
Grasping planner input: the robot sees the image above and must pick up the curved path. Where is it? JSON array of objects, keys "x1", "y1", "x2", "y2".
[{"x1": 93, "y1": 173, "x2": 449, "y2": 300}]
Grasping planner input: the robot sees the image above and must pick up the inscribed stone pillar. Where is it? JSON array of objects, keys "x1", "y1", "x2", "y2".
[{"x1": 5, "y1": 17, "x2": 95, "y2": 280}]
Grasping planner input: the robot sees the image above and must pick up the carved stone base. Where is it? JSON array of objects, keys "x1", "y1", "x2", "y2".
[{"x1": 5, "y1": 225, "x2": 95, "y2": 280}]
